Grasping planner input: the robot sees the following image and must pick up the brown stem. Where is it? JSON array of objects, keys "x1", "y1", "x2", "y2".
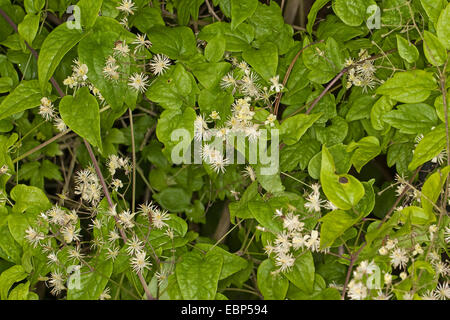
[
  {"x1": 205, "y1": 0, "x2": 221, "y2": 21},
  {"x1": 274, "y1": 40, "x2": 323, "y2": 116}
]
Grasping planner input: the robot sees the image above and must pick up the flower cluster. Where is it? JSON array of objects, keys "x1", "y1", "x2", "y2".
[
  {"x1": 345, "y1": 49, "x2": 380, "y2": 92},
  {"x1": 263, "y1": 207, "x2": 327, "y2": 274},
  {"x1": 220, "y1": 58, "x2": 284, "y2": 101},
  {"x1": 74, "y1": 167, "x2": 103, "y2": 206},
  {"x1": 38, "y1": 97, "x2": 68, "y2": 132}
]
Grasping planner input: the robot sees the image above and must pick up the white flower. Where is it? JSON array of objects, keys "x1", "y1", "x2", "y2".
[
  {"x1": 221, "y1": 72, "x2": 237, "y2": 89},
  {"x1": 54, "y1": 117, "x2": 67, "y2": 132},
  {"x1": 378, "y1": 246, "x2": 388, "y2": 255},
  {"x1": 385, "y1": 238, "x2": 398, "y2": 250},
  {"x1": 111, "y1": 178, "x2": 123, "y2": 191},
  {"x1": 39, "y1": 103, "x2": 55, "y2": 121},
  {"x1": 25, "y1": 226, "x2": 45, "y2": 247},
  {"x1": 132, "y1": 33, "x2": 152, "y2": 51},
  {"x1": 384, "y1": 273, "x2": 392, "y2": 285},
  {"x1": 68, "y1": 245, "x2": 84, "y2": 262},
  {"x1": 274, "y1": 231, "x2": 291, "y2": 253},
  {"x1": 48, "y1": 272, "x2": 66, "y2": 296},
  {"x1": 433, "y1": 260, "x2": 450, "y2": 277},
  {"x1": 434, "y1": 282, "x2": 450, "y2": 300},
  {"x1": 291, "y1": 232, "x2": 307, "y2": 250},
  {"x1": 265, "y1": 114, "x2": 277, "y2": 126},
  {"x1": 283, "y1": 212, "x2": 304, "y2": 232},
  {"x1": 47, "y1": 252, "x2": 59, "y2": 266},
  {"x1": 99, "y1": 287, "x2": 111, "y2": 300},
  {"x1": 304, "y1": 230, "x2": 320, "y2": 252},
  {"x1": 209, "y1": 110, "x2": 220, "y2": 120},
  {"x1": 304, "y1": 189, "x2": 325, "y2": 213},
  {"x1": 116, "y1": 0, "x2": 135, "y2": 15},
  {"x1": 275, "y1": 252, "x2": 295, "y2": 272},
  {"x1": 194, "y1": 115, "x2": 208, "y2": 141},
  {"x1": 347, "y1": 280, "x2": 367, "y2": 300},
  {"x1": 242, "y1": 165, "x2": 256, "y2": 182},
  {"x1": 269, "y1": 75, "x2": 284, "y2": 93},
  {"x1": 106, "y1": 246, "x2": 120, "y2": 261},
  {"x1": 61, "y1": 224, "x2": 81, "y2": 243},
  {"x1": 118, "y1": 210, "x2": 136, "y2": 229},
  {"x1": 113, "y1": 41, "x2": 130, "y2": 57},
  {"x1": 151, "y1": 209, "x2": 170, "y2": 229},
  {"x1": 126, "y1": 234, "x2": 143, "y2": 256},
  {"x1": 128, "y1": 72, "x2": 149, "y2": 93},
  {"x1": 421, "y1": 290, "x2": 438, "y2": 300},
  {"x1": 390, "y1": 248, "x2": 409, "y2": 269},
  {"x1": 412, "y1": 243, "x2": 423, "y2": 256},
  {"x1": 149, "y1": 54, "x2": 171, "y2": 75},
  {"x1": 445, "y1": 226, "x2": 450, "y2": 243},
  {"x1": 130, "y1": 250, "x2": 151, "y2": 274}
]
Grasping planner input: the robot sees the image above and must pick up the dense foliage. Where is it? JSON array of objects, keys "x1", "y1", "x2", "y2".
[{"x1": 0, "y1": 0, "x2": 449, "y2": 300}]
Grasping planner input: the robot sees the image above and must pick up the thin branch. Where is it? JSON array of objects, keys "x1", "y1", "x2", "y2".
[
  {"x1": 274, "y1": 40, "x2": 324, "y2": 116},
  {"x1": 205, "y1": 0, "x2": 221, "y2": 21}
]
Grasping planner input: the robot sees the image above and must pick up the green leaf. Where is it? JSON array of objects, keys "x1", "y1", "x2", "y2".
[
  {"x1": 0, "y1": 232, "x2": 21, "y2": 266},
  {"x1": 176, "y1": 251, "x2": 223, "y2": 300},
  {"x1": 133, "y1": 7, "x2": 165, "y2": 34},
  {"x1": 248, "y1": 199, "x2": 284, "y2": 233},
  {"x1": 246, "y1": 2, "x2": 294, "y2": 55},
  {"x1": 0, "y1": 80, "x2": 43, "y2": 120},
  {"x1": 347, "y1": 136, "x2": 381, "y2": 173},
  {"x1": 283, "y1": 251, "x2": 315, "y2": 293},
  {"x1": 0, "y1": 265, "x2": 27, "y2": 300},
  {"x1": 382, "y1": 103, "x2": 438, "y2": 134},
  {"x1": 77, "y1": 0, "x2": 103, "y2": 28},
  {"x1": 153, "y1": 187, "x2": 191, "y2": 212},
  {"x1": 18, "y1": 13, "x2": 39, "y2": 45},
  {"x1": 205, "y1": 34, "x2": 226, "y2": 63},
  {"x1": 396, "y1": 35, "x2": 419, "y2": 64},
  {"x1": 242, "y1": 42, "x2": 278, "y2": 81},
  {"x1": 421, "y1": 166, "x2": 450, "y2": 216},
  {"x1": 147, "y1": 64, "x2": 197, "y2": 109},
  {"x1": 148, "y1": 26, "x2": 197, "y2": 60},
  {"x1": 280, "y1": 113, "x2": 322, "y2": 145},
  {"x1": 307, "y1": 0, "x2": 330, "y2": 34},
  {"x1": 38, "y1": 23, "x2": 88, "y2": 91},
  {"x1": 400, "y1": 206, "x2": 435, "y2": 225},
  {"x1": 320, "y1": 210, "x2": 356, "y2": 248},
  {"x1": 409, "y1": 126, "x2": 446, "y2": 171},
  {"x1": 320, "y1": 145, "x2": 365, "y2": 210},
  {"x1": 191, "y1": 62, "x2": 230, "y2": 89},
  {"x1": 67, "y1": 251, "x2": 113, "y2": 300},
  {"x1": 435, "y1": 93, "x2": 450, "y2": 123},
  {"x1": 308, "y1": 143, "x2": 352, "y2": 180},
  {"x1": 423, "y1": 30, "x2": 447, "y2": 66},
  {"x1": 195, "y1": 243, "x2": 248, "y2": 280},
  {"x1": 59, "y1": 86, "x2": 102, "y2": 151},
  {"x1": 10, "y1": 184, "x2": 51, "y2": 213},
  {"x1": 257, "y1": 259, "x2": 289, "y2": 299},
  {"x1": 420, "y1": 0, "x2": 447, "y2": 25},
  {"x1": 376, "y1": 70, "x2": 437, "y2": 104},
  {"x1": 230, "y1": 0, "x2": 258, "y2": 30},
  {"x1": 198, "y1": 22, "x2": 254, "y2": 53},
  {"x1": 24, "y1": 0, "x2": 45, "y2": 14},
  {"x1": 346, "y1": 95, "x2": 378, "y2": 121},
  {"x1": 370, "y1": 96, "x2": 396, "y2": 131},
  {"x1": 333, "y1": 0, "x2": 374, "y2": 26},
  {"x1": 156, "y1": 107, "x2": 196, "y2": 156},
  {"x1": 437, "y1": 3, "x2": 450, "y2": 49},
  {"x1": 280, "y1": 137, "x2": 321, "y2": 172},
  {"x1": 7, "y1": 281, "x2": 30, "y2": 300}
]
